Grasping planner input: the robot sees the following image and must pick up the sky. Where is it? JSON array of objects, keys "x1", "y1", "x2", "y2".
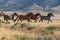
[{"x1": 0, "y1": 0, "x2": 60, "y2": 11}]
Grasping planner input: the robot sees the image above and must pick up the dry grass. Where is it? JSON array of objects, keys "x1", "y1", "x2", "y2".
[{"x1": 0, "y1": 22, "x2": 60, "y2": 40}]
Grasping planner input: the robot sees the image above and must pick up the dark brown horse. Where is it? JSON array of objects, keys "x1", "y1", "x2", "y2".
[
  {"x1": 29, "y1": 13, "x2": 41, "y2": 22},
  {"x1": 39, "y1": 13, "x2": 54, "y2": 23},
  {"x1": 14, "y1": 12, "x2": 34, "y2": 22},
  {"x1": 0, "y1": 13, "x2": 1, "y2": 17},
  {"x1": 1, "y1": 12, "x2": 18, "y2": 23},
  {"x1": 15, "y1": 12, "x2": 40, "y2": 23}
]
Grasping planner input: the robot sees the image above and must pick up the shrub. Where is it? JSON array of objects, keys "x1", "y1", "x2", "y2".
[
  {"x1": 20, "y1": 35, "x2": 29, "y2": 40},
  {"x1": 10, "y1": 26, "x2": 16, "y2": 30},
  {"x1": 41, "y1": 30, "x2": 49, "y2": 35},
  {"x1": 14, "y1": 34, "x2": 29, "y2": 40},
  {"x1": 47, "y1": 26, "x2": 56, "y2": 31}
]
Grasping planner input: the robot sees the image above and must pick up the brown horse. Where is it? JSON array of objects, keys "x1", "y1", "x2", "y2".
[
  {"x1": 1, "y1": 12, "x2": 18, "y2": 23},
  {"x1": 14, "y1": 12, "x2": 34, "y2": 22},
  {"x1": 0, "y1": 13, "x2": 1, "y2": 17},
  {"x1": 15, "y1": 12, "x2": 40, "y2": 23},
  {"x1": 29, "y1": 13, "x2": 41, "y2": 22}
]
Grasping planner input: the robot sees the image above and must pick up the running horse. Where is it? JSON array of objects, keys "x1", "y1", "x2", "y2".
[
  {"x1": 1, "y1": 12, "x2": 18, "y2": 23},
  {"x1": 14, "y1": 12, "x2": 34, "y2": 22},
  {"x1": 15, "y1": 12, "x2": 40, "y2": 23},
  {"x1": 29, "y1": 13, "x2": 41, "y2": 22},
  {"x1": 0, "y1": 13, "x2": 1, "y2": 17},
  {"x1": 39, "y1": 13, "x2": 54, "y2": 23}
]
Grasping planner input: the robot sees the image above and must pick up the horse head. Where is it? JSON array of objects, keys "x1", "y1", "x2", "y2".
[
  {"x1": 47, "y1": 13, "x2": 54, "y2": 17},
  {"x1": 34, "y1": 13, "x2": 41, "y2": 19},
  {"x1": 35, "y1": 13, "x2": 41, "y2": 17},
  {"x1": 13, "y1": 13, "x2": 18, "y2": 16}
]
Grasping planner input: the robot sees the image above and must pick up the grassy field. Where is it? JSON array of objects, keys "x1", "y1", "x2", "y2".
[{"x1": 0, "y1": 12, "x2": 60, "y2": 40}]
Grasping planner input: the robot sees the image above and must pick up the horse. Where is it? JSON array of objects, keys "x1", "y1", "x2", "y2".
[
  {"x1": 14, "y1": 12, "x2": 34, "y2": 22},
  {"x1": 29, "y1": 13, "x2": 41, "y2": 22},
  {"x1": 0, "y1": 13, "x2": 1, "y2": 16},
  {"x1": 39, "y1": 13, "x2": 54, "y2": 23},
  {"x1": 1, "y1": 12, "x2": 18, "y2": 23},
  {"x1": 0, "y1": 13, "x2": 1, "y2": 17}
]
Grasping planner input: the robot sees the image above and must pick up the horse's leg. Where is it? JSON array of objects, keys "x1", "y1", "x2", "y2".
[
  {"x1": 17, "y1": 18, "x2": 20, "y2": 23},
  {"x1": 28, "y1": 19, "x2": 30, "y2": 22},
  {"x1": 34, "y1": 19, "x2": 37, "y2": 23},
  {"x1": 4, "y1": 19, "x2": 5, "y2": 22},
  {"x1": 12, "y1": 19, "x2": 16, "y2": 24},
  {"x1": 50, "y1": 20, "x2": 52, "y2": 22},
  {"x1": 39, "y1": 19, "x2": 42, "y2": 22},
  {"x1": 48, "y1": 20, "x2": 52, "y2": 23},
  {"x1": 21, "y1": 20, "x2": 22, "y2": 22},
  {"x1": 39, "y1": 19, "x2": 43, "y2": 22},
  {"x1": 4, "y1": 18, "x2": 7, "y2": 23},
  {"x1": 5, "y1": 19, "x2": 8, "y2": 24},
  {"x1": 48, "y1": 20, "x2": 49, "y2": 23},
  {"x1": 42, "y1": 20, "x2": 43, "y2": 23},
  {"x1": 28, "y1": 20, "x2": 31, "y2": 22},
  {"x1": 12, "y1": 18, "x2": 15, "y2": 21}
]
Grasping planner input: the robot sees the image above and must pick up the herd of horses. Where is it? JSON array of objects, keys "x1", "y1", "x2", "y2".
[{"x1": 0, "y1": 12, "x2": 54, "y2": 23}]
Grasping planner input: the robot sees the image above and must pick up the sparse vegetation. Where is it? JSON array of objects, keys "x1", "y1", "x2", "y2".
[
  {"x1": 0, "y1": 16, "x2": 60, "y2": 40},
  {"x1": 47, "y1": 26, "x2": 57, "y2": 31},
  {"x1": 1, "y1": 36, "x2": 5, "y2": 40},
  {"x1": 14, "y1": 34, "x2": 29, "y2": 40}
]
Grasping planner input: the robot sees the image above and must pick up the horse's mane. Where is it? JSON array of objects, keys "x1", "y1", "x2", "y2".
[
  {"x1": 13, "y1": 13, "x2": 18, "y2": 15},
  {"x1": 35, "y1": 13, "x2": 41, "y2": 16},
  {"x1": 47, "y1": 13, "x2": 53, "y2": 17},
  {"x1": 26, "y1": 12, "x2": 33, "y2": 16}
]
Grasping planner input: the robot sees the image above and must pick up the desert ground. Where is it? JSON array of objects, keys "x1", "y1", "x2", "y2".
[{"x1": 0, "y1": 11, "x2": 60, "y2": 40}]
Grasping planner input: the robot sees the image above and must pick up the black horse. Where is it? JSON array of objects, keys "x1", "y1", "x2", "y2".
[{"x1": 39, "y1": 13, "x2": 54, "y2": 23}]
